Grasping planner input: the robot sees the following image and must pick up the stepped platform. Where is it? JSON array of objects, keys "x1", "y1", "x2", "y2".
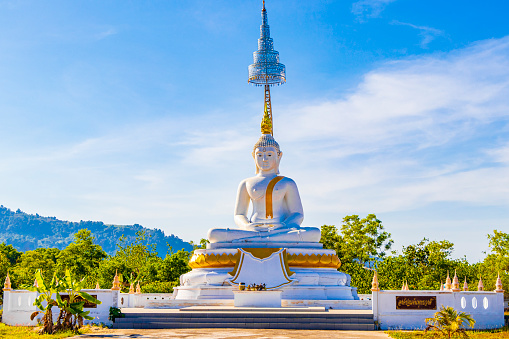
[{"x1": 113, "y1": 307, "x2": 375, "y2": 330}]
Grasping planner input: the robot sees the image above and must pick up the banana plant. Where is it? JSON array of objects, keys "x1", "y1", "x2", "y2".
[
  {"x1": 53, "y1": 269, "x2": 102, "y2": 332},
  {"x1": 27, "y1": 269, "x2": 59, "y2": 334}
]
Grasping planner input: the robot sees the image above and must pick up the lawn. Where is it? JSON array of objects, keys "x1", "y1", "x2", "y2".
[
  {"x1": 0, "y1": 323, "x2": 111, "y2": 339},
  {"x1": 387, "y1": 327, "x2": 509, "y2": 339}
]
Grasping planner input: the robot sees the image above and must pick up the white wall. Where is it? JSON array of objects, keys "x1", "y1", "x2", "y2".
[
  {"x1": 2, "y1": 289, "x2": 119, "y2": 327},
  {"x1": 372, "y1": 290, "x2": 504, "y2": 330}
]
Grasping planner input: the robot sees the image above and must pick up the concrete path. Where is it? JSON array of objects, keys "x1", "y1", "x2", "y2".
[{"x1": 72, "y1": 328, "x2": 391, "y2": 339}]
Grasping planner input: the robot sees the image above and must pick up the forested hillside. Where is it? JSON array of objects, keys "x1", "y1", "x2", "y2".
[{"x1": 0, "y1": 205, "x2": 193, "y2": 256}]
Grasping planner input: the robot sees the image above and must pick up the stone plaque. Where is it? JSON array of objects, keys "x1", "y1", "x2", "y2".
[
  {"x1": 60, "y1": 294, "x2": 98, "y2": 308},
  {"x1": 396, "y1": 296, "x2": 437, "y2": 310}
]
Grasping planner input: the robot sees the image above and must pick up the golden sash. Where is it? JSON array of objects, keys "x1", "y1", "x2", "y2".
[{"x1": 265, "y1": 176, "x2": 284, "y2": 219}]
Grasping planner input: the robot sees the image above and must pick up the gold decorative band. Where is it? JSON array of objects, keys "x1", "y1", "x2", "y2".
[{"x1": 189, "y1": 251, "x2": 341, "y2": 269}]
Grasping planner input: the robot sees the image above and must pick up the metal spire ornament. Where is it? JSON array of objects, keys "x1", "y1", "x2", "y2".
[{"x1": 249, "y1": 0, "x2": 286, "y2": 136}]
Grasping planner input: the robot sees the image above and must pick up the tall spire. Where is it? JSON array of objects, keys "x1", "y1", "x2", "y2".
[{"x1": 249, "y1": 1, "x2": 286, "y2": 136}]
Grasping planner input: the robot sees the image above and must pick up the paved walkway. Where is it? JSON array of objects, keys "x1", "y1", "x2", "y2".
[{"x1": 72, "y1": 328, "x2": 391, "y2": 339}]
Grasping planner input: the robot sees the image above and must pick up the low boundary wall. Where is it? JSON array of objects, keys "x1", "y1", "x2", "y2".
[{"x1": 372, "y1": 290, "x2": 504, "y2": 330}]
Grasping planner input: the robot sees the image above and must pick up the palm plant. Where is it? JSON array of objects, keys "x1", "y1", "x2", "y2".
[{"x1": 425, "y1": 305, "x2": 475, "y2": 338}]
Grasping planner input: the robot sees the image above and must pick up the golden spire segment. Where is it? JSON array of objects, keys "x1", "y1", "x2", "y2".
[{"x1": 260, "y1": 85, "x2": 273, "y2": 135}]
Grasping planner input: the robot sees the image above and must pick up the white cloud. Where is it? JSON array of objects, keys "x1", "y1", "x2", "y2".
[
  {"x1": 352, "y1": 0, "x2": 397, "y2": 21},
  {"x1": 392, "y1": 21, "x2": 445, "y2": 48}
]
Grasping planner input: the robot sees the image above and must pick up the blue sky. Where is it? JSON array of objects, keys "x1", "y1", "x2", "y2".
[{"x1": 1, "y1": 0, "x2": 508, "y2": 262}]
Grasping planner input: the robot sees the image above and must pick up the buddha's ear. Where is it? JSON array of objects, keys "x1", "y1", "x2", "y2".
[{"x1": 278, "y1": 151, "x2": 283, "y2": 160}]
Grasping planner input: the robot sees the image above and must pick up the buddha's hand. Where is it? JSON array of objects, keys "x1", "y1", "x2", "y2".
[{"x1": 245, "y1": 222, "x2": 285, "y2": 231}]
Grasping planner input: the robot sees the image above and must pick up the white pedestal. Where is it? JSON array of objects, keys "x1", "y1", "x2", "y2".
[{"x1": 233, "y1": 290, "x2": 282, "y2": 308}]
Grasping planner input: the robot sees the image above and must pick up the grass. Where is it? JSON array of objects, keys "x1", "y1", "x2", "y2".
[
  {"x1": 0, "y1": 323, "x2": 111, "y2": 339},
  {"x1": 387, "y1": 326, "x2": 509, "y2": 339}
]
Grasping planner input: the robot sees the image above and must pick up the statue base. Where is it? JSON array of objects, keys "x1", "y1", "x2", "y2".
[
  {"x1": 173, "y1": 247, "x2": 359, "y2": 303},
  {"x1": 207, "y1": 241, "x2": 323, "y2": 249}
]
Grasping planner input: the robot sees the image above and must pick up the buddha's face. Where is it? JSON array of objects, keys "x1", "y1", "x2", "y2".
[{"x1": 254, "y1": 146, "x2": 281, "y2": 173}]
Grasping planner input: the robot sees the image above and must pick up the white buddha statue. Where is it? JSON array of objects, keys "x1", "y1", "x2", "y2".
[{"x1": 208, "y1": 133, "x2": 321, "y2": 244}]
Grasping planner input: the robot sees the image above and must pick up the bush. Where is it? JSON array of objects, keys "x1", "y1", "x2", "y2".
[{"x1": 141, "y1": 281, "x2": 177, "y2": 293}]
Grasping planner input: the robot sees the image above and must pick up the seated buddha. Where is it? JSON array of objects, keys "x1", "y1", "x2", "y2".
[{"x1": 207, "y1": 132, "x2": 321, "y2": 244}]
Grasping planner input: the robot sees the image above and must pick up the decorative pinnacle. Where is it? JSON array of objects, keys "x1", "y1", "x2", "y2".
[
  {"x1": 95, "y1": 281, "x2": 100, "y2": 289},
  {"x1": 495, "y1": 272, "x2": 504, "y2": 293},
  {"x1": 371, "y1": 271, "x2": 380, "y2": 292},
  {"x1": 440, "y1": 281, "x2": 444, "y2": 291},
  {"x1": 452, "y1": 270, "x2": 461, "y2": 292},
  {"x1": 248, "y1": 1, "x2": 286, "y2": 86},
  {"x1": 445, "y1": 271, "x2": 452, "y2": 290},
  {"x1": 136, "y1": 282, "x2": 141, "y2": 294},
  {"x1": 477, "y1": 276, "x2": 484, "y2": 291},
  {"x1": 111, "y1": 269, "x2": 121, "y2": 291},
  {"x1": 463, "y1": 277, "x2": 468, "y2": 291},
  {"x1": 3, "y1": 272, "x2": 12, "y2": 291}
]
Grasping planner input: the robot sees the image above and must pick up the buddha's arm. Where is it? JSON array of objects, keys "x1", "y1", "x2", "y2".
[
  {"x1": 234, "y1": 180, "x2": 251, "y2": 230},
  {"x1": 282, "y1": 179, "x2": 304, "y2": 227}
]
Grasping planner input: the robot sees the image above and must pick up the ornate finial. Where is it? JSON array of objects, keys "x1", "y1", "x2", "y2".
[
  {"x1": 135, "y1": 282, "x2": 141, "y2": 294},
  {"x1": 445, "y1": 271, "x2": 452, "y2": 290},
  {"x1": 111, "y1": 269, "x2": 121, "y2": 291},
  {"x1": 477, "y1": 276, "x2": 484, "y2": 291},
  {"x1": 261, "y1": 101, "x2": 273, "y2": 135},
  {"x1": 405, "y1": 281, "x2": 409, "y2": 291},
  {"x1": 33, "y1": 278, "x2": 39, "y2": 288},
  {"x1": 129, "y1": 283, "x2": 135, "y2": 294},
  {"x1": 371, "y1": 271, "x2": 380, "y2": 292},
  {"x1": 463, "y1": 277, "x2": 468, "y2": 291},
  {"x1": 495, "y1": 272, "x2": 504, "y2": 293},
  {"x1": 452, "y1": 270, "x2": 461, "y2": 292},
  {"x1": 401, "y1": 281, "x2": 405, "y2": 290},
  {"x1": 95, "y1": 281, "x2": 100, "y2": 289},
  {"x1": 440, "y1": 281, "x2": 444, "y2": 291},
  {"x1": 3, "y1": 272, "x2": 12, "y2": 291},
  {"x1": 263, "y1": 0, "x2": 265, "y2": 10}
]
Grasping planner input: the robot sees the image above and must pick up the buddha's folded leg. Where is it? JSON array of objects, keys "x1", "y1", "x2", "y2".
[{"x1": 208, "y1": 228, "x2": 264, "y2": 243}]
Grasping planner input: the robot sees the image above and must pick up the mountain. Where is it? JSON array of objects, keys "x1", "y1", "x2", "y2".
[{"x1": 0, "y1": 205, "x2": 193, "y2": 256}]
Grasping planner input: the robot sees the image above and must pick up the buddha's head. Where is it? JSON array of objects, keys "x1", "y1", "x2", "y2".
[{"x1": 252, "y1": 133, "x2": 282, "y2": 174}]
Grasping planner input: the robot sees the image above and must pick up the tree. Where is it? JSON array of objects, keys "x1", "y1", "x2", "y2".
[
  {"x1": 480, "y1": 230, "x2": 508, "y2": 297},
  {"x1": 56, "y1": 229, "x2": 107, "y2": 287},
  {"x1": 340, "y1": 214, "x2": 393, "y2": 266},
  {"x1": 320, "y1": 214, "x2": 393, "y2": 267},
  {"x1": 10, "y1": 247, "x2": 60, "y2": 288}
]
